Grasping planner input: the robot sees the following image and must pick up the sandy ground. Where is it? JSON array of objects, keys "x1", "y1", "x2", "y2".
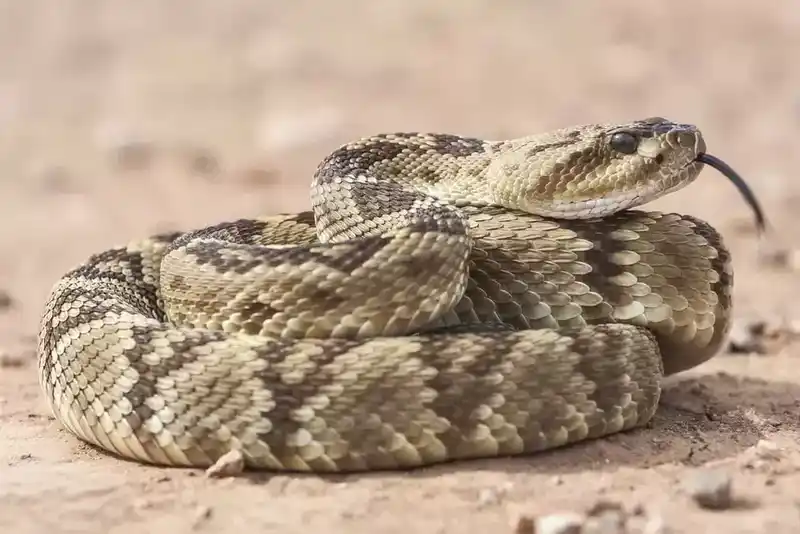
[{"x1": 2, "y1": 1, "x2": 800, "y2": 532}]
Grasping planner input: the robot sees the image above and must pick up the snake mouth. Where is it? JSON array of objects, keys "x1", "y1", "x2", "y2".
[{"x1": 696, "y1": 153, "x2": 767, "y2": 233}]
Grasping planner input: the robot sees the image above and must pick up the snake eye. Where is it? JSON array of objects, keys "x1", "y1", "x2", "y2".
[{"x1": 609, "y1": 132, "x2": 639, "y2": 155}]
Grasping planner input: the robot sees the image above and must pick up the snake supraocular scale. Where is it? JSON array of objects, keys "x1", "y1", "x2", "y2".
[{"x1": 38, "y1": 117, "x2": 755, "y2": 472}]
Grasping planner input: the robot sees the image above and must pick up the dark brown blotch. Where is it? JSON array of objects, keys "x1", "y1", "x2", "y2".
[
  {"x1": 317, "y1": 140, "x2": 408, "y2": 180},
  {"x1": 425, "y1": 134, "x2": 486, "y2": 158}
]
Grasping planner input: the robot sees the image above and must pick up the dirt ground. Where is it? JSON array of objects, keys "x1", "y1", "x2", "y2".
[{"x1": 2, "y1": 1, "x2": 800, "y2": 532}]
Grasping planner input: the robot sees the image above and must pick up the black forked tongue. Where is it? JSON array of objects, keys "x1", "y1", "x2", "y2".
[{"x1": 696, "y1": 153, "x2": 767, "y2": 234}]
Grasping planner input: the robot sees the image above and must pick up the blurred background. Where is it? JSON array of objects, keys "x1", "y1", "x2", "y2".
[{"x1": 2, "y1": 2, "x2": 800, "y2": 532}]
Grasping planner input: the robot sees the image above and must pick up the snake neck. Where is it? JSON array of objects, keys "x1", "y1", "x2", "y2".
[{"x1": 310, "y1": 122, "x2": 706, "y2": 242}]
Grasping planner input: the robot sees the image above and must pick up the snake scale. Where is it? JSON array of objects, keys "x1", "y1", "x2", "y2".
[{"x1": 37, "y1": 117, "x2": 763, "y2": 472}]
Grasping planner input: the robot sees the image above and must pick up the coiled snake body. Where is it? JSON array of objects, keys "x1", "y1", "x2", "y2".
[{"x1": 38, "y1": 117, "x2": 739, "y2": 472}]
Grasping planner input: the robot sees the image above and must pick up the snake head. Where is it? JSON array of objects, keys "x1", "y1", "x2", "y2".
[{"x1": 491, "y1": 117, "x2": 707, "y2": 219}]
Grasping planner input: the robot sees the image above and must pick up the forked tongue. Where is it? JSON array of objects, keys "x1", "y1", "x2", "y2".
[{"x1": 696, "y1": 153, "x2": 767, "y2": 234}]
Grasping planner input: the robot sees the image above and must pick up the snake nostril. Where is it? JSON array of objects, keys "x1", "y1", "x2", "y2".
[{"x1": 695, "y1": 136, "x2": 707, "y2": 155}]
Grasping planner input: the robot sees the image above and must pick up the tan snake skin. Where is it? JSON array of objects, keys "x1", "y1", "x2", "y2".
[{"x1": 37, "y1": 117, "x2": 736, "y2": 472}]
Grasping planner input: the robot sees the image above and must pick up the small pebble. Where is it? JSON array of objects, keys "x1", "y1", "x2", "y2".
[
  {"x1": 205, "y1": 449, "x2": 245, "y2": 478},
  {"x1": 0, "y1": 350, "x2": 26, "y2": 368},
  {"x1": 192, "y1": 505, "x2": 213, "y2": 528},
  {"x1": 186, "y1": 149, "x2": 219, "y2": 177},
  {"x1": 477, "y1": 486, "x2": 505, "y2": 507},
  {"x1": 239, "y1": 166, "x2": 280, "y2": 186},
  {"x1": 0, "y1": 290, "x2": 14, "y2": 310},
  {"x1": 39, "y1": 166, "x2": 78, "y2": 193},
  {"x1": 684, "y1": 469, "x2": 734, "y2": 510},
  {"x1": 586, "y1": 499, "x2": 625, "y2": 516},
  {"x1": 741, "y1": 439, "x2": 784, "y2": 470},
  {"x1": 536, "y1": 512, "x2": 585, "y2": 534},
  {"x1": 727, "y1": 320, "x2": 768, "y2": 354},
  {"x1": 751, "y1": 439, "x2": 783, "y2": 461},
  {"x1": 583, "y1": 515, "x2": 626, "y2": 534},
  {"x1": 584, "y1": 500, "x2": 627, "y2": 534},
  {"x1": 512, "y1": 515, "x2": 535, "y2": 534},
  {"x1": 133, "y1": 497, "x2": 157, "y2": 510},
  {"x1": 726, "y1": 317, "x2": 800, "y2": 355},
  {"x1": 758, "y1": 246, "x2": 800, "y2": 270},
  {"x1": 113, "y1": 141, "x2": 155, "y2": 170}
]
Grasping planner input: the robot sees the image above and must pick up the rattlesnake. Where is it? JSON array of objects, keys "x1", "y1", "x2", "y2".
[{"x1": 36, "y1": 117, "x2": 763, "y2": 472}]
